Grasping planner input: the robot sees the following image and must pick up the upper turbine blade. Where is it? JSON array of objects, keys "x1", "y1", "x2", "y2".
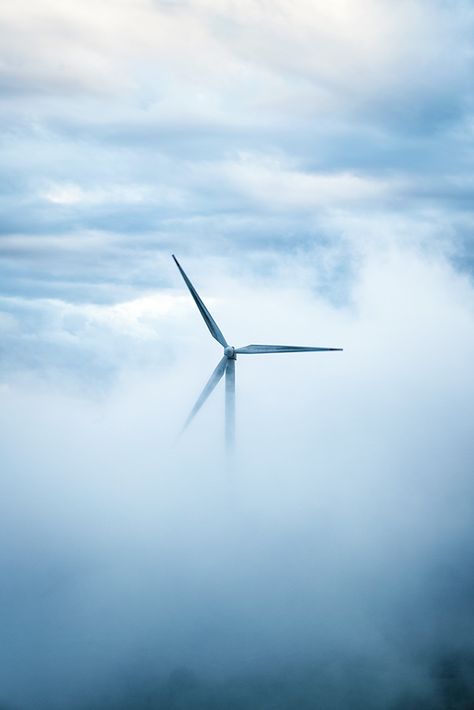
[
  {"x1": 234, "y1": 344, "x2": 343, "y2": 354},
  {"x1": 182, "y1": 356, "x2": 227, "y2": 432},
  {"x1": 172, "y1": 255, "x2": 228, "y2": 347}
]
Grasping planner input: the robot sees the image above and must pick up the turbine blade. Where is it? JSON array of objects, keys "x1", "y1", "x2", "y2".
[
  {"x1": 182, "y1": 356, "x2": 227, "y2": 432},
  {"x1": 172, "y1": 255, "x2": 228, "y2": 347},
  {"x1": 234, "y1": 344, "x2": 343, "y2": 354}
]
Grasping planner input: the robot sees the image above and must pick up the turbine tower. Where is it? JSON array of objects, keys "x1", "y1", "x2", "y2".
[{"x1": 173, "y1": 255, "x2": 342, "y2": 452}]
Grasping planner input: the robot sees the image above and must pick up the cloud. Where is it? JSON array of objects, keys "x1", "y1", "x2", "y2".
[
  {"x1": 40, "y1": 181, "x2": 186, "y2": 208},
  {"x1": 1, "y1": 0, "x2": 473, "y2": 304},
  {"x1": 1, "y1": 243, "x2": 474, "y2": 708},
  {"x1": 1, "y1": 2, "x2": 474, "y2": 706}
]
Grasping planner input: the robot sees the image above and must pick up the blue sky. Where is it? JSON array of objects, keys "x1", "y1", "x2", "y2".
[{"x1": 1, "y1": 2, "x2": 474, "y2": 708}]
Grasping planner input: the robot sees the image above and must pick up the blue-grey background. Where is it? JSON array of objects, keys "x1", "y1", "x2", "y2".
[{"x1": 1, "y1": 1, "x2": 474, "y2": 708}]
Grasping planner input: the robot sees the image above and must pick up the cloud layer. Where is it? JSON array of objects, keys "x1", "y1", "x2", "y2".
[
  {"x1": 1, "y1": 2, "x2": 474, "y2": 708},
  {"x1": 1, "y1": 0, "x2": 473, "y2": 310}
]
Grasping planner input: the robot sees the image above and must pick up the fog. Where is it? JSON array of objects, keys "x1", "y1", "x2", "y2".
[
  {"x1": 1, "y1": 0, "x2": 474, "y2": 705},
  {"x1": 1, "y1": 245, "x2": 473, "y2": 709}
]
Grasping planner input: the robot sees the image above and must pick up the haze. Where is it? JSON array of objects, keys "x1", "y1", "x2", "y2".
[{"x1": 1, "y1": 1, "x2": 474, "y2": 708}]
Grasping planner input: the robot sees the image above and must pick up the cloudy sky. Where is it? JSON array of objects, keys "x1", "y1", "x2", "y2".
[{"x1": 1, "y1": 1, "x2": 474, "y2": 708}]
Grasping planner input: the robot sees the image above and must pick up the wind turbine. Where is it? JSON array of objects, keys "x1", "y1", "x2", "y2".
[{"x1": 173, "y1": 255, "x2": 342, "y2": 452}]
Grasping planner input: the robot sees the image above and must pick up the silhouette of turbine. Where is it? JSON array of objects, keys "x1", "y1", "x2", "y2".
[{"x1": 173, "y1": 255, "x2": 342, "y2": 452}]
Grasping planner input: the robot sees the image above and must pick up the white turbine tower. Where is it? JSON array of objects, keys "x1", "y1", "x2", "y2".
[{"x1": 173, "y1": 255, "x2": 342, "y2": 452}]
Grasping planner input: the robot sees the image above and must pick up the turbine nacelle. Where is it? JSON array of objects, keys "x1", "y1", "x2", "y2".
[{"x1": 224, "y1": 346, "x2": 236, "y2": 359}]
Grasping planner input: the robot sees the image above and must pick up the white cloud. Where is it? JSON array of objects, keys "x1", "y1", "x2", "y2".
[
  {"x1": 1, "y1": 0, "x2": 471, "y2": 122},
  {"x1": 40, "y1": 181, "x2": 185, "y2": 207},
  {"x1": 209, "y1": 154, "x2": 393, "y2": 209}
]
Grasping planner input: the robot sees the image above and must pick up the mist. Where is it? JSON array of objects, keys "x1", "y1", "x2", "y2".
[
  {"x1": 1, "y1": 244, "x2": 473, "y2": 709},
  {"x1": 2, "y1": 0, "x2": 474, "y2": 705}
]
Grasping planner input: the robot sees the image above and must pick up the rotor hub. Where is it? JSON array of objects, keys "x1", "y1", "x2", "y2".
[{"x1": 224, "y1": 346, "x2": 236, "y2": 359}]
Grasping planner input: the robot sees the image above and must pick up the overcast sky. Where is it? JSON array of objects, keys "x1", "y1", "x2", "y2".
[{"x1": 1, "y1": 2, "x2": 474, "y2": 708}]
